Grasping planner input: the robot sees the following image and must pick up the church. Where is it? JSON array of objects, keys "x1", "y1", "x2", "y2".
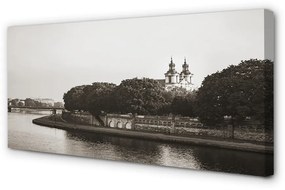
[{"x1": 157, "y1": 57, "x2": 194, "y2": 91}]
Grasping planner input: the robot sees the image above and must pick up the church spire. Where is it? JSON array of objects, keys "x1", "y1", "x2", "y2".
[
  {"x1": 181, "y1": 57, "x2": 191, "y2": 75},
  {"x1": 165, "y1": 57, "x2": 177, "y2": 75},
  {"x1": 168, "y1": 57, "x2": 176, "y2": 71}
]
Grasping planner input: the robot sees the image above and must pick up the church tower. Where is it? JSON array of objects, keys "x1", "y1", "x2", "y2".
[
  {"x1": 165, "y1": 57, "x2": 180, "y2": 90},
  {"x1": 180, "y1": 58, "x2": 193, "y2": 84},
  {"x1": 163, "y1": 57, "x2": 194, "y2": 91}
]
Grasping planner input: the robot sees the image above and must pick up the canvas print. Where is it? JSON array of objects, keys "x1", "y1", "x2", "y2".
[{"x1": 8, "y1": 9, "x2": 274, "y2": 176}]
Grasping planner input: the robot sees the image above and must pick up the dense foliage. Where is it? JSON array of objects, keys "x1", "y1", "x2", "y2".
[
  {"x1": 171, "y1": 91, "x2": 197, "y2": 117},
  {"x1": 113, "y1": 78, "x2": 168, "y2": 115},
  {"x1": 84, "y1": 83, "x2": 116, "y2": 115},
  {"x1": 63, "y1": 85, "x2": 87, "y2": 111},
  {"x1": 196, "y1": 59, "x2": 273, "y2": 127},
  {"x1": 63, "y1": 78, "x2": 196, "y2": 116}
]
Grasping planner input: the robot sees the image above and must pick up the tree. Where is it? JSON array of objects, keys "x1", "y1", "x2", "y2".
[
  {"x1": 63, "y1": 85, "x2": 88, "y2": 111},
  {"x1": 18, "y1": 101, "x2": 24, "y2": 107},
  {"x1": 171, "y1": 91, "x2": 197, "y2": 117},
  {"x1": 10, "y1": 99, "x2": 19, "y2": 106},
  {"x1": 196, "y1": 59, "x2": 273, "y2": 128},
  {"x1": 114, "y1": 78, "x2": 168, "y2": 115},
  {"x1": 157, "y1": 88, "x2": 182, "y2": 114},
  {"x1": 84, "y1": 82, "x2": 116, "y2": 115},
  {"x1": 25, "y1": 98, "x2": 36, "y2": 107}
]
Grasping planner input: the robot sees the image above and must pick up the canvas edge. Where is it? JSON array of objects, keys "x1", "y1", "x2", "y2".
[{"x1": 264, "y1": 9, "x2": 275, "y2": 176}]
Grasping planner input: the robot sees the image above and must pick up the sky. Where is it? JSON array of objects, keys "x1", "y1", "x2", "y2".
[{"x1": 8, "y1": 9, "x2": 266, "y2": 102}]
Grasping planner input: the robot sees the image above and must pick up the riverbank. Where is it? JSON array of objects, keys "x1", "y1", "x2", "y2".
[{"x1": 33, "y1": 116, "x2": 273, "y2": 154}]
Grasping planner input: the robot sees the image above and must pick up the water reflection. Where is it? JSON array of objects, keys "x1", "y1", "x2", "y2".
[
  {"x1": 65, "y1": 131, "x2": 273, "y2": 175},
  {"x1": 158, "y1": 144, "x2": 202, "y2": 170},
  {"x1": 65, "y1": 131, "x2": 163, "y2": 164},
  {"x1": 191, "y1": 146, "x2": 274, "y2": 175},
  {"x1": 8, "y1": 112, "x2": 273, "y2": 176}
]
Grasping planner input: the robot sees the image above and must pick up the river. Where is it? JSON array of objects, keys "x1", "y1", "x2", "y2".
[{"x1": 8, "y1": 111, "x2": 273, "y2": 176}]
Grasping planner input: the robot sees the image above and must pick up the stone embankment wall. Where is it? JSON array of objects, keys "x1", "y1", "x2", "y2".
[
  {"x1": 62, "y1": 111, "x2": 103, "y2": 126},
  {"x1": 62, "y1": 111, "x2": 273, "y2": 143}
]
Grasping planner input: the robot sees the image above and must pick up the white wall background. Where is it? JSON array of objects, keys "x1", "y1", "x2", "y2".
[{"x1": 0, "y1": 1, "x2": 283, "y2": 190}]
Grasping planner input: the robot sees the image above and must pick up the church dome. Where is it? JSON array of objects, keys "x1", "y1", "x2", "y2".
[
  {"x1": 180, "y1": 58, "x2": 191, "y2": 75},
  {"x1": 165, "y1": 57, "x2": 178, "y2": 75},
  {"x1": 180, "y1": 70, "x2": 191, "y2": 75}
]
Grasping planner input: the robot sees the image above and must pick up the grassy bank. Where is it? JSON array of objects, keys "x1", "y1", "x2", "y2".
[{"x1": 32, "y1": 115, "x2": 273, "y2": 154}]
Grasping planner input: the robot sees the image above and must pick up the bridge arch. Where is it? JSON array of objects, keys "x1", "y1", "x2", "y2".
[
  {"x1": 109, "y1": 120, "x2": 115, "y2": 128},
  {"x1": 117, "y1": 121, "x2": 123, "y2": 128},
  {"x1": 125, "y1": 122, "x2": 132, "y2": 130}
]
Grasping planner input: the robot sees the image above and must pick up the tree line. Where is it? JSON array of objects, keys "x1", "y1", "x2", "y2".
[
  {"x1": 63, "y1": 78, "x2": 195, "y2": 116},
  {"x1": 63, "y1": 59, "x2": 273, "y2": 128}
]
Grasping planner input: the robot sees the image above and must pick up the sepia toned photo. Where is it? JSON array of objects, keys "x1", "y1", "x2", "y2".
[{"x1": 8, "y1": 9, "x2": 274, "y2": 176}]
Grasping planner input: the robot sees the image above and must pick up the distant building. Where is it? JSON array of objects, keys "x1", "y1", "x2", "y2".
[
  {"x1": 8, "y1": 98, "x2": 21, "y2": 106},
  {"x1": 54, "y1": 102, "x2": 64, "y2": 108},
  {"x1": 163, "y1": 57, "x2": 194, "y2": 91},
  {"x1": 34, "y1": 98, "x2": 54, "y2": 107}
]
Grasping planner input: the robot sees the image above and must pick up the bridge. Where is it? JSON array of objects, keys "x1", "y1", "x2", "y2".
[{"x1": 8, "y1": 106, "x2": 64, "y2": 113}]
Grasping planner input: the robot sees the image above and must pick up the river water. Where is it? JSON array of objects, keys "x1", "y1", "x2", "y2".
[{"x1": 8, "y1": 111, "x2": 273, "y2": 176}]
